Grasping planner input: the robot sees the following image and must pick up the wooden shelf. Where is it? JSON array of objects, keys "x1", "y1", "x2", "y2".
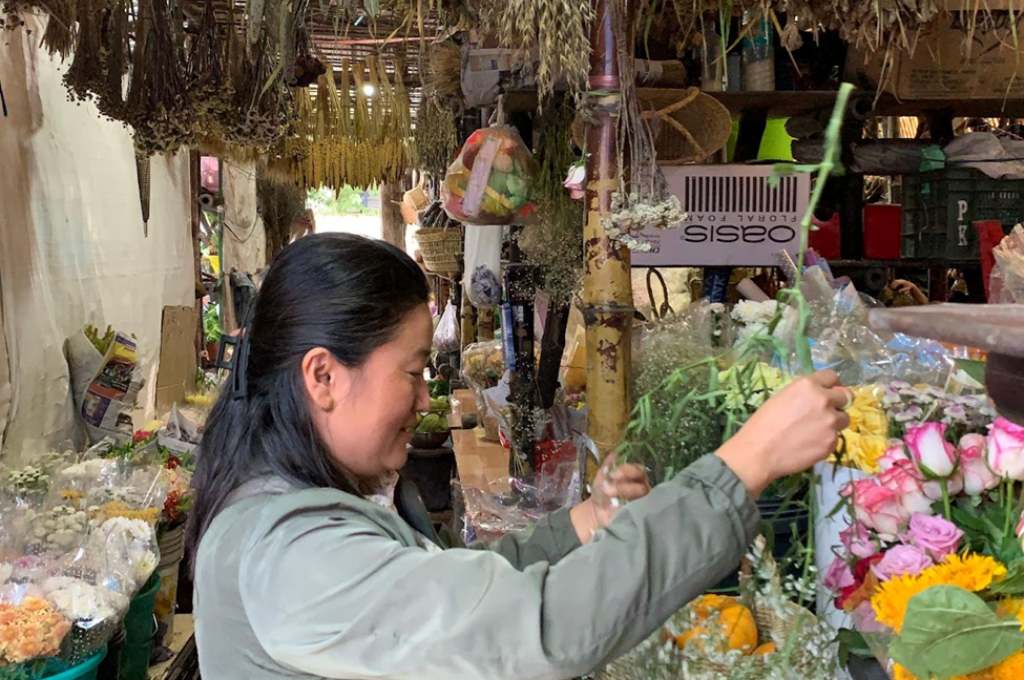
[
  {"x1": 829, "y1": 259, "x2": 980, "y2": 268},
  {"x1": 506, "y1": 87, "x2": 1024, "y2": 118},
  {"x1": 700, "y1": 90, "x2": 1024, "y2": 118}
]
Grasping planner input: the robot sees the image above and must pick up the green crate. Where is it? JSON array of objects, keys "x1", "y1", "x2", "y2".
[{"x1": 900, "y1": 167, "x2": 1024, "y2": 260}]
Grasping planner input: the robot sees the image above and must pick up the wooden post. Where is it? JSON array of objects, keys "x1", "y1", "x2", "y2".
[
  {"x1": 476, "y1": 306, "x2": 495, "y2": 342},
  {"x1": 380, "y1": 182, "x2": 406, "y2": 250},
  {"x1": 583, "y1": 0, "x2": 632, "y2": 469}
]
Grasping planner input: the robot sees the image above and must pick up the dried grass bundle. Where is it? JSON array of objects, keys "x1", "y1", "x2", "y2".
[
  {"x1": 477, "y1": 0, "x2": 595, "y2": 108},
  {"x1": 286, "y1": 56, "x2": 412, "y2": 190}
]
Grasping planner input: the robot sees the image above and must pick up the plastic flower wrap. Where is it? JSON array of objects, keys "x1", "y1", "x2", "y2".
[
  {"x1": 461, "y1": 340, "x2": 505, "y2": 394},
  {"x1": 85, "y1": 517, "x2": 158, "y2": 596},
  {"x1": 441, "y1": 126, "x2": 537, "y2": 225}
]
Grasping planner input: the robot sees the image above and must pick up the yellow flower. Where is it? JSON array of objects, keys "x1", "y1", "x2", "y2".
[
  {"x1": 833, "y1": 385, "x2": 889, "y2": 472},
  {"x1": 991, "y1": 651, "x2": 1024, "y2": 679},
  {"x1": 871, "y1": 554, "x2": 1007, "y2": 633},
  {"x1": 930, "y1": 554, "x2": 1007, "y2": 593},
  {"x1": 892, "y1": 663, "x2": 918, "y2": 680}
]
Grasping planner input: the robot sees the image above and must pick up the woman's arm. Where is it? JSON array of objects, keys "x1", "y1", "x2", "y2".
[
  {"x1": 240, "y1": 454, "x2": 756, "y2": 680},
  {"x1": 471, "y1": 462, "x2": 652, "y2": 569}
]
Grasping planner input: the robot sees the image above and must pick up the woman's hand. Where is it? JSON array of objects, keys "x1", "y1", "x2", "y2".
[
  {"x1": 717, "y1": 370, "x2": 852, "y2": 499},
  {"x1": 570, "y1": 456, "x2": 651, "y2": 544},
  {"x1": 890, "y1": 279, "x2": 929, "y2": 305}
]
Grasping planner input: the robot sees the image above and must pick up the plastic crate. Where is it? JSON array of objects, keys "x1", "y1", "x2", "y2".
[{"x1": 900, "y1": 168, "x2": 1024, "y2": 260}]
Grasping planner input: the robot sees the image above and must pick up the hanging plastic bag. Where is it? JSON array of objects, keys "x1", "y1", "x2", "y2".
[
  {"x1": 463, "y1": 227, "x2": 503, "y2": 307},
  {"x1": 432, "y1": 302, "x2": 460, "y2": 354},
  {"x1": 441, "y1": 125, "x2": 538, "y2": 226}
]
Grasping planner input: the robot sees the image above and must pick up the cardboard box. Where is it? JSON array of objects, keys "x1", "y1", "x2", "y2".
[
  {"x1": 847, "y1": 12, "x2": 1024, "y2": 99},
  {"x1": 154, "y1": 306, "x2": 198, "y2": 412}
]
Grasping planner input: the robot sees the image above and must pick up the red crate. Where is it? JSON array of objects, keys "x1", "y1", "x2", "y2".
[
  {"x1": 864, "y1": 204, "x2": 902, "y2": 260},
  {"x1": 810, "y1": 213, "x2": 841, "y2": 260}
]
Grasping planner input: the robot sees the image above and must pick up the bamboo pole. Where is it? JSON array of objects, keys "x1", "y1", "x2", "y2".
[{"x1": 584, "y1": 0, "x2": 633, "y2": 472}]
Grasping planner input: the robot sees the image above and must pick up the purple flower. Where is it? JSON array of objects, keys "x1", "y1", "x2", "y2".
[
  {"x1": 871, "y1": 545, "x2": 934, "y2": 582},
  {"x1": 904, "y1": 513, "x2": 963, "y2": 561}
]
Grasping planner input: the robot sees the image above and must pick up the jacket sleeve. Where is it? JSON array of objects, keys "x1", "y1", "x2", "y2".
[
  {"x1": 239, "y1": 454, "x2": 759, "y2": 680},
  {"x1": 468, "y1": 506, "x2": 581, "y2": 568}
]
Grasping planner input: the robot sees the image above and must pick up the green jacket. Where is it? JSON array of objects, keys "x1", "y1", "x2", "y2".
[{"x1": 194, "y1": 454, "x2": 759, "y2": 679}]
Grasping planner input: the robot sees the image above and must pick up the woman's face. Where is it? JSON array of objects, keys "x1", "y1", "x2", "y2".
[{"x1": 310, "y1": 304, "x2": 433, "y2": 481}]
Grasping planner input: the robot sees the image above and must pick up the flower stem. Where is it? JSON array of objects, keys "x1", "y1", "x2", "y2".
[
  {"x1": 940, "y1": 478, "x2": 952, "y2": 520},
  {"x1": 1005, "y1": 478, "x2": 1015, "y2": 540}
]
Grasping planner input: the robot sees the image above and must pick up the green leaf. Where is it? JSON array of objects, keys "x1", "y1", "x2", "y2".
[
  {"x1": 890, "y1": 585, "x2": 1024, "y2": 679},
  {"x1": 837, "y1": 627, "x2": 873, "y2": 667},
  {"x1": 954, "y1": 358, "x2": 987, "y2": 386},
  {"x1": 990, "y1": 563, "x2": 1024, "y2": 596}
]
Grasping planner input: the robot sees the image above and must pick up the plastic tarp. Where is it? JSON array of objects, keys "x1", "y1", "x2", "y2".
[{"x1": 0, "y1": 16, "x2": 195, "y2": 462}]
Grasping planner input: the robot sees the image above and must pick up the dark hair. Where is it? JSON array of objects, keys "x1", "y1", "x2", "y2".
[{"x1": 186, "y1": 233, "x2": 429, "y2": 566}]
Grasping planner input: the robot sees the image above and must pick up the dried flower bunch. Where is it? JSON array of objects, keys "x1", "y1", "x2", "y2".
[
  {"x1": 475, "y1": 0, "x2": 594, "y2": 107},
  {"x1": 413, "y1": 94, "x2": 459, "y2": 179},
  {"x1": 516, "y1": 96, "x2": 584, "y2": 305}
]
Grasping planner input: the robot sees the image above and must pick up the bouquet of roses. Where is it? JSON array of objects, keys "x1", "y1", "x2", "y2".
[{"x1": 825, "y1": 417, "x2": 1024, "y2": 679}]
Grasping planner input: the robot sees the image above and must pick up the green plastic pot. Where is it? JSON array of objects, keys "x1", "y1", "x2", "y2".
[{"x1": 118, "y1": 573, "x2": 161, "y2": 680}]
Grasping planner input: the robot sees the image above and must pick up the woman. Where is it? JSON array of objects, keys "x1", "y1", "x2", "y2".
[{"x1": 189, "y1": 233, "x2": 851, "y2": 680}]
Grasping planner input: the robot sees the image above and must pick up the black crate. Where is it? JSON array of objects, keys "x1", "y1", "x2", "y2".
[{"x1": 900, "y1": 167, "x2": 1024, "y2": 259}]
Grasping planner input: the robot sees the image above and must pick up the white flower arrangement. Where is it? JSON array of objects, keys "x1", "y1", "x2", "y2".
[
  {"x1": 5, "y1": 465, "x2": 51, "y2": 498},
  {"x1": 28, "y1": 505, "x2": 89, "y2": 552},
  {"x1": 41, "y1": 577, "x2": 129, "y2": 624}
]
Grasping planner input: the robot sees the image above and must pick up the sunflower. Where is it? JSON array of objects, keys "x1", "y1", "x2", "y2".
[
  {"x1": 871, "y1": 571, "x2": 942, "y2": 633},
  {"x1": 871, "y1": 554, "x2": 1007, "y2": 633},
  {"x1": 930, "y1": 554, "x2": 1007, "y2": 593}
]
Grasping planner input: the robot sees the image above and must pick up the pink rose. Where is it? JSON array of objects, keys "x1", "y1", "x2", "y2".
[
  {"x1": 959, "y1": 433, "x2": 1000, "y2": 495},
  {"x1": 847, "y1": 478, "x2": 909, "y2": 540},
  {"x1": 904, "y1": 513, "x2": 963, "y2": 561},
  {"x1": 840, "y1": 522, "x2": 880, "y2": 560},
  {"x1": 922, "y1": 471, "x2": 963, "y2": 501},
  {"x1": 871, "y1": 545, "x2": 934, "y2": 581},
  {"x1": 824, "y1": 555, "x2": 855, "y2": 593},
  {"x1": 987, "y1": 417, "x2": 1024, "y2": 481},
  {"x1": 879, "y1": 460, "x2": 934, "y2": 516},
  {"x1": 563, "y1": 164, "x2": 586, "y2": 201},
  {"x1": 905, "y1": 422, "x2": 957, "y2": 478},
  {"x1": 879, "y1": 440, "x2": 910, "y2": 471}
]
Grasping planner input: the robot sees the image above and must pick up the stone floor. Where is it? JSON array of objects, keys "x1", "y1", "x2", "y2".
[{"x1": 149, "y1": 615, "x2": 194, "y2": 680}]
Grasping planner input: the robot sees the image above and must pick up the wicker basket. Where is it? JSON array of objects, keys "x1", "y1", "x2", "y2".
[
  {"x1": 638, "y1": 87, "x2": 732, "y2": 165},
  {"x1": 416, "y1": 227, "x2": 463, "y2": 274}
]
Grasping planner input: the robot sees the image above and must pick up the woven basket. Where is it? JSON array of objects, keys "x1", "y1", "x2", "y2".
[
  {"x1": 416, "y1": 227, "x2": 463, "y2": 274},
  {"x1": 638, "y1": 87, "x2": 732, "y2": 165},
  {"x1": 598, "y1": 595, "x2": 823, "y2": 679}
]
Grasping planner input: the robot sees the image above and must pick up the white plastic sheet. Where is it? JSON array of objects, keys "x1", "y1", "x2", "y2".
[{"x1": 0, "y1": 17, "x2": 194, "y2": 462}]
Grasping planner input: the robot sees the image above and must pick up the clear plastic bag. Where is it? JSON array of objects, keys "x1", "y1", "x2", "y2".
[
  {"x1": 461, "y1": 340, "x2": 505, "y2": 393},
  {"x1": 441, "y1": 125, "x2": 538, "y2": 226},
  {"x1": 992, "y1": 224, "x2": 1024, "y2": 303},
  {"x1": 432, "y1": 302, "x2": 461, "y2": 354}
]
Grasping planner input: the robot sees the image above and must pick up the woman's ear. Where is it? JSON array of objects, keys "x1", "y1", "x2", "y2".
[{"x1": 300, "y1": 348, "x2": 351, "y2": 413}]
